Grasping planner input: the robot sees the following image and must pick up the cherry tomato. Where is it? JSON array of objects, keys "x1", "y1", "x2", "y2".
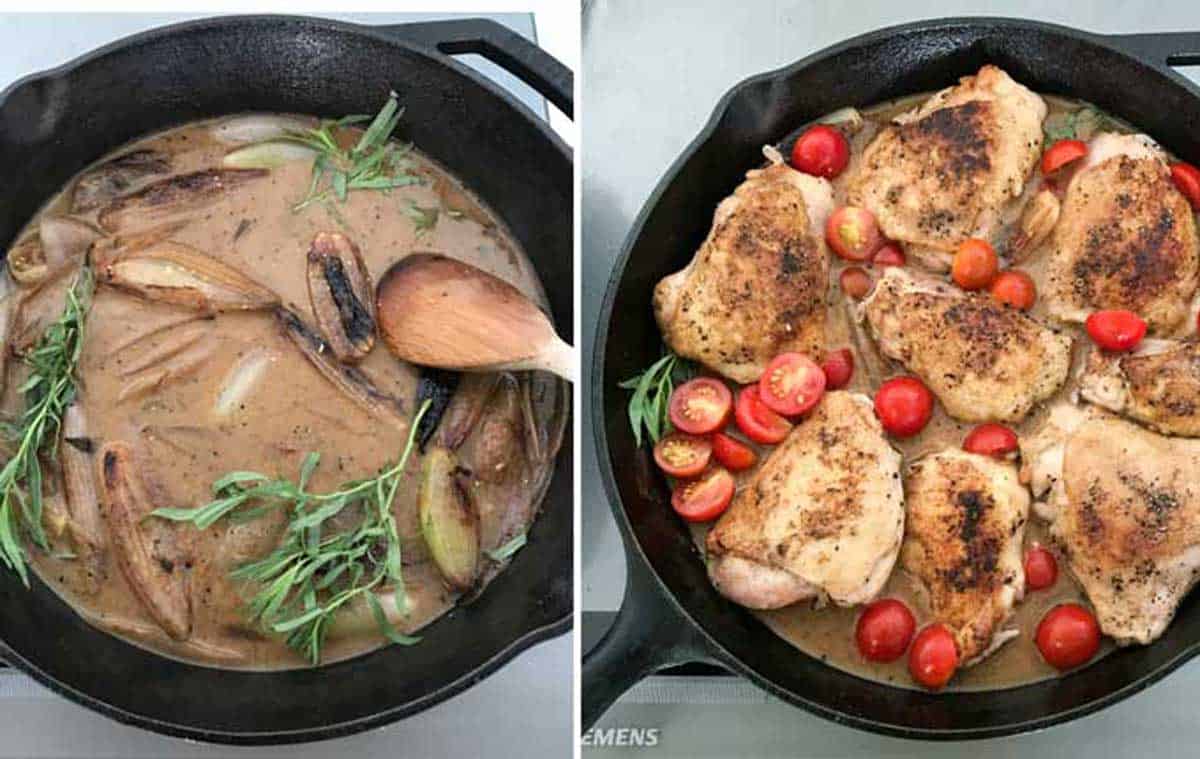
[
  {"x1": 990, "y1": 270, "x2": 1037, "y2": 310},
  {"x1": 872, "y1": 242, "x2": 906, "y2": 268},
  {"x1": 1170, "y1": 162, "x2": 1200, "y2": 211},
  {"x1": 671, "y1": 466, "x2": 736, "y2": 523},
  {"x1": 855, "y1": 599, "x2": 916, "y2": 663},
  {"x1": 874, "y1": 376, "x2": 934, "y2": 438},
  {"x1": 711, "y1": 432, "x2": 757, "y2": 472},
  {"x1": 1024, "y1": 545, "x2": 1059, "y2": 591},
  {"x1": 1085, "y1": 310, "x2": 1146, "y2": 352},
  {"x1": 821, "y1": 348, "x2": 855, "y2": 390},
  {"x1": 734, "y1": 385, "x2": 792, "y2": 445},
  {"x1": 962, "y1": 423, "x2": 1018, "y2": 458},
  {"x1": 951, "y1": 238, "x2": 999, "y2": 291},
  {"x1": 826, "y1": 206, "x2": 883, "y2": 262},
  {"x1": 1041, "y1": 139, "x2": 1088, "y2": 176},
  {"x1": 790, "y1": 124, "x2": 851, "y2": 179},
  {"x1": 668, "y1": 378, "x2": 732, "y2": 435},
  {"x1": 652, "y1": 432, "x2": 712, "y2": 479},
  {"x1": 1036, "y1": 604, "x2": 1101, "y2": 671},
  {"x1": 908, "y1": 624, "x2": 959, "y2": 690},
  {"x1": 758, "y1": 352, "x2": 826, "y2": 417},
  {"x1": 839, "y1": 266, "x2": 873, "y2": 299}
]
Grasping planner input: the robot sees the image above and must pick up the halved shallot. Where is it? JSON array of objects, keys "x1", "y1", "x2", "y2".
[
  {"x1": 306, "y1": 231, "x2": 376, "y2": 362},
  {"x1": 95, "y1": 241, "x2": 278, "y2": 313}
]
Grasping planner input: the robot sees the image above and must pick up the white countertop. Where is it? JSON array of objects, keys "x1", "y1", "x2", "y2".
[{"x1": 0, "y1": 11, "x2": 572, "y2": 758}]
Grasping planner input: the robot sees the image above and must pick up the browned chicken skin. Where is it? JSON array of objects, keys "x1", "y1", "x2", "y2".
[
  {"x1": 847, "y1": 65, "x2": 1046, "y2": 271},
  {"x1": 901, "y1": 450, "x2": 1030, "y2": 665},
  {"x1": 862, "y1": 267, "x2": 1072, "y2": 423},
  {"x1": 1043, "y1": 134, "x2": 1200, "y2": 334},
  {"x1": 1079, "y1": 339, "x2": 1200, "y2": 437},
  {"x1": 706, "y1": 392, "x2": 903, "y2": 609},
  {"x1": 654, "y1": 159, "x2": 834, "y2": 383}
]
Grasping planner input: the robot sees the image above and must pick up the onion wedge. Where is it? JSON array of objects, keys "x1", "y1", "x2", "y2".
[
  {"x1": 96, "y1": 441, "x2": 191, "y2": 640},
  {"x1": 210, "y1": 114, "x2": 313, "y2": 145},
  {"x1": 276, "y1": 307, "x2": 409, "y2": 431},
  {"x1": 60, "y1": 404, "x2": 107, "y2": 594},
  {"x1": 213, "y1": 347, "x2": 274, "y2": 418},
  {"x1": 95, "y1": 241, "x2": 278, "y2": 313},
  {"x1": 306, "y1": 232, "x2": 376, "y2": 362},
  {"x1": 419, "y1": 447, "x2": 481, "y2": 590},
  {"x1": 97, "y1": 168, "x2": 268, "y2": 233},
  {"x1": 222, "y1": 140, "x2": 317, "y2": 169},
  {"x1": 72, "y1": 149, "x2": 172, "y2": 213},
  {"x1": 436, "y1": 372, "x2": 501, "y2": 450}
]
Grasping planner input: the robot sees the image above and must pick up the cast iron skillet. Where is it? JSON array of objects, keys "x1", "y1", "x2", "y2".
[
  {"x1": 0, "y1": 14, "x2": 573, "y2": 745},
  {"x1": 587, "y1": 17, "x2": 1200, "y2": 740}
]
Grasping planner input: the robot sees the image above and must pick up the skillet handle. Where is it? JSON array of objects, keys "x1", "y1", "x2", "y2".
[
  {"x1": 1104, "y1": 32, "x2": 1200, "y2": 73},
  {"x1": 581, "y1": 555, "x2": 723, "y2": 732},
  {"x1": 371, "y1": 18, "x2": 573, "y2": 119}
]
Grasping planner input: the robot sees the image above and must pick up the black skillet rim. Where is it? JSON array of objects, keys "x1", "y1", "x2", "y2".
[
  {"x1": 592, "y1": 15, "x2": 1200, "y2": 740},
  {"x1": 0, "y1": 13, "x2": 572, "y2": 745}
]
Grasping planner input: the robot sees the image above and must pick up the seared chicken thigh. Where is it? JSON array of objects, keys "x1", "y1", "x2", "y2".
[
  {"x1": 706, "y1": 392, "x2": 904, "y2": 609},
  {"x1": 654, "y1": 158, "x2": 834, "y2": 383},
  {"x1": 901, "y1": 450, "x2": 1030, "y2": 664},
  {"x1": 1043, "y1": 133, "x2": 1200, "y2": 334},
  {"x1": 847, "y1": 65, "x2": 1046, "y2": 270},
  {"x1": 862, "y1": 267, "x2": 1072, "y2": 423},
  {"x1": 1027, "y1": 411, "x2": 1200, "y2": 644},
  {"x1": 1079, "y1": 339, "x2": 1200, "y2": 436}
]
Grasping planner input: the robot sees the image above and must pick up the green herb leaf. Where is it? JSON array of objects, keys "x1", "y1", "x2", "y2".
[
  {"x1": 403, "y1": 201, "x2": 440, "y2": 236},
  {"x1": 620, "y1": 352, "x2": 691, "y2": 447},
  {"x1": 486, "y1": 532, "x2": 527, "y2": 561},
  {"x1": 0, "y1": 264, "x2": 93, "y2": 585}
]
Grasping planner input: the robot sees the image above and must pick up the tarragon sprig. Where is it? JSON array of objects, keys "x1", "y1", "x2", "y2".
[
  {"x1": 618, "y1": 352, "x2": 695, "y2": 447},
  {"x1": 153, "y1": 398, "x2": 431, "y2": 663},
  {"x1": 0, "y1": 264, "x2": 93, "y2": 585},
  {"x1": 287, "y1": 91, "x2": 421, "y2": 212}
]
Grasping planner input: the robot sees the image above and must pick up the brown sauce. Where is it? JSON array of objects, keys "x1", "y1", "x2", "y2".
[
  {"x1": 688, "y1": 92, "x2": 1144, "y2": 691},
  {"x1": 1, "y1": 114, "x2": 567, "y2": 669}
]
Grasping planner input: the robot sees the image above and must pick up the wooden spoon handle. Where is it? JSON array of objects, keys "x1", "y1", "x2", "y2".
[{"x1": 485, "y1": 334, "x2": 576, "y2": 382}]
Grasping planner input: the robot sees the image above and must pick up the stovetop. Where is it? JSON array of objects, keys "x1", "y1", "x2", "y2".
[
  {"x1": 582, "y1": 1, "x2": 1200, "y2": 756},
  {"x1": 0, "y1": 11, "x2": 570, "y2": 759}
]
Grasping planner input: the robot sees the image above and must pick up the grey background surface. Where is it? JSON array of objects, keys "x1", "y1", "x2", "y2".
[
  {"x1": 0, "y1": 12, "x2": 569, "y2": 759},
  {"x1": 582, "y1": 0, "x2": 1200, "y2": 756}
]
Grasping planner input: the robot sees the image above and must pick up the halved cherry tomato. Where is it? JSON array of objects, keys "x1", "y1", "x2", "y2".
[
  {"x1": 874, "y1": 376, "x2": 934, "y2": 438},
  {"x1": 759, "y1": 352, "x2": 826, "y2": 417},
  {"x1": 990, "y1": 270, "x2": 1036, "y2": 310},
  {"x1": 908, "y1": 624, "x2": 959, "y2": 690},
  {"x1": 821, "y1": 348, "x2": 855, "y2": 390},
  {"x1": 1041, "y1": 139, "x2": 1088, "y2": 176},
  {"x1": 856, "y1": 599, "x2": 916, "y2": 663},
  {"x1": 826, "y1": 206, "x2": 883, "y2": 261},
  {"x1": 951, "y1": 238, "x2": 999, "y2": 291},
  {"x1": 1170, "y1": 162, "x2": 1200, "y2": 211},
  {"x1": 1024, "y1": 545, "x2": 1058, "y2": 591},
  {"x1": 1085, "y1": 309, "x2": 1146, "y2": 352},
  {"x1": 790, "y1": 124, "x2": 851, "y2": 179},
  {"x1": 963, "y1": 423, "x2": 1018, "y2": 458},
  {"x1": 668, "y1": 378, "x2": 732, "y2": 435},
  {"x1": 734, "y1": 385, "x2": 792, "y2": 445},
  {"x1": 711, "y1": 432, "x2": 757, "y2": 472},
  {"x1": 653, "y1": 432, "x2": 712, "y2": 478},
  {"x1": 671, "y1": 466, "x2": 736, "y2": 522},
  {"x1": 1036, "y1": 604, "x2": 1100, "y2": 671},
  {"x1": 839, "y1": 266, "x2": 873, "y2": 299},
  {"x1": 872, "y1": 242, "x2": 906, "y2": 268}
]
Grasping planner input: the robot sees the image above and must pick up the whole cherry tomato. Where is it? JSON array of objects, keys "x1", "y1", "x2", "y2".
[
  {"x1": 990, "y1": 270, "x2": 1037, "y2": 310},
  {"x1": 821, "y1": 348, "x2": 855, "y2": 390},
  {"x1": 790, "y1": 124, "x2": 851, "y2": 179},
  {"x1": 874, "y1": 376, "x2": 934, "y2": 438},
  {"x1": 710, "y1": 432, "x2": 757, "y2": 472},
  {"x1": 1024, "y1": 545, "x2": 1059, "y2": 591},
  {"x1": 952, "y1": 238, "x2": 999, "y2": 291},
  {"x1": 734, "y1": 385, "x2": 792, "y2": 445},
  {"x1": 856, "y1": 599, "x2": 916, "y2": 663},
  {"x1": 1085, "y1": 310, "x2": 1147, "y2": 352},
  {"x1": 1036, "y1": 604, "x2": 1101, "y2": 671},
  {"x1": 963, "y1": 423, "x2": 1018, "y2": 458},
  {"x1": 839, "y1": 266, "x2": 873, "y2": 299},
  {"x1": 872, "y1": 243, "x2": 906, "y2": 268},
  {"x1": 1169, "y1": 162, "x2": 1200, "y2": 210},
  {"x1": 908, "y1": 624, "x2": 959, "y2": 690}
]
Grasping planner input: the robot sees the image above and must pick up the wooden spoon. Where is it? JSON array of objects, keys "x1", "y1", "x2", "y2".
[{"x1": 376, "y1": 253, "x2": 575, "y2": 382}]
